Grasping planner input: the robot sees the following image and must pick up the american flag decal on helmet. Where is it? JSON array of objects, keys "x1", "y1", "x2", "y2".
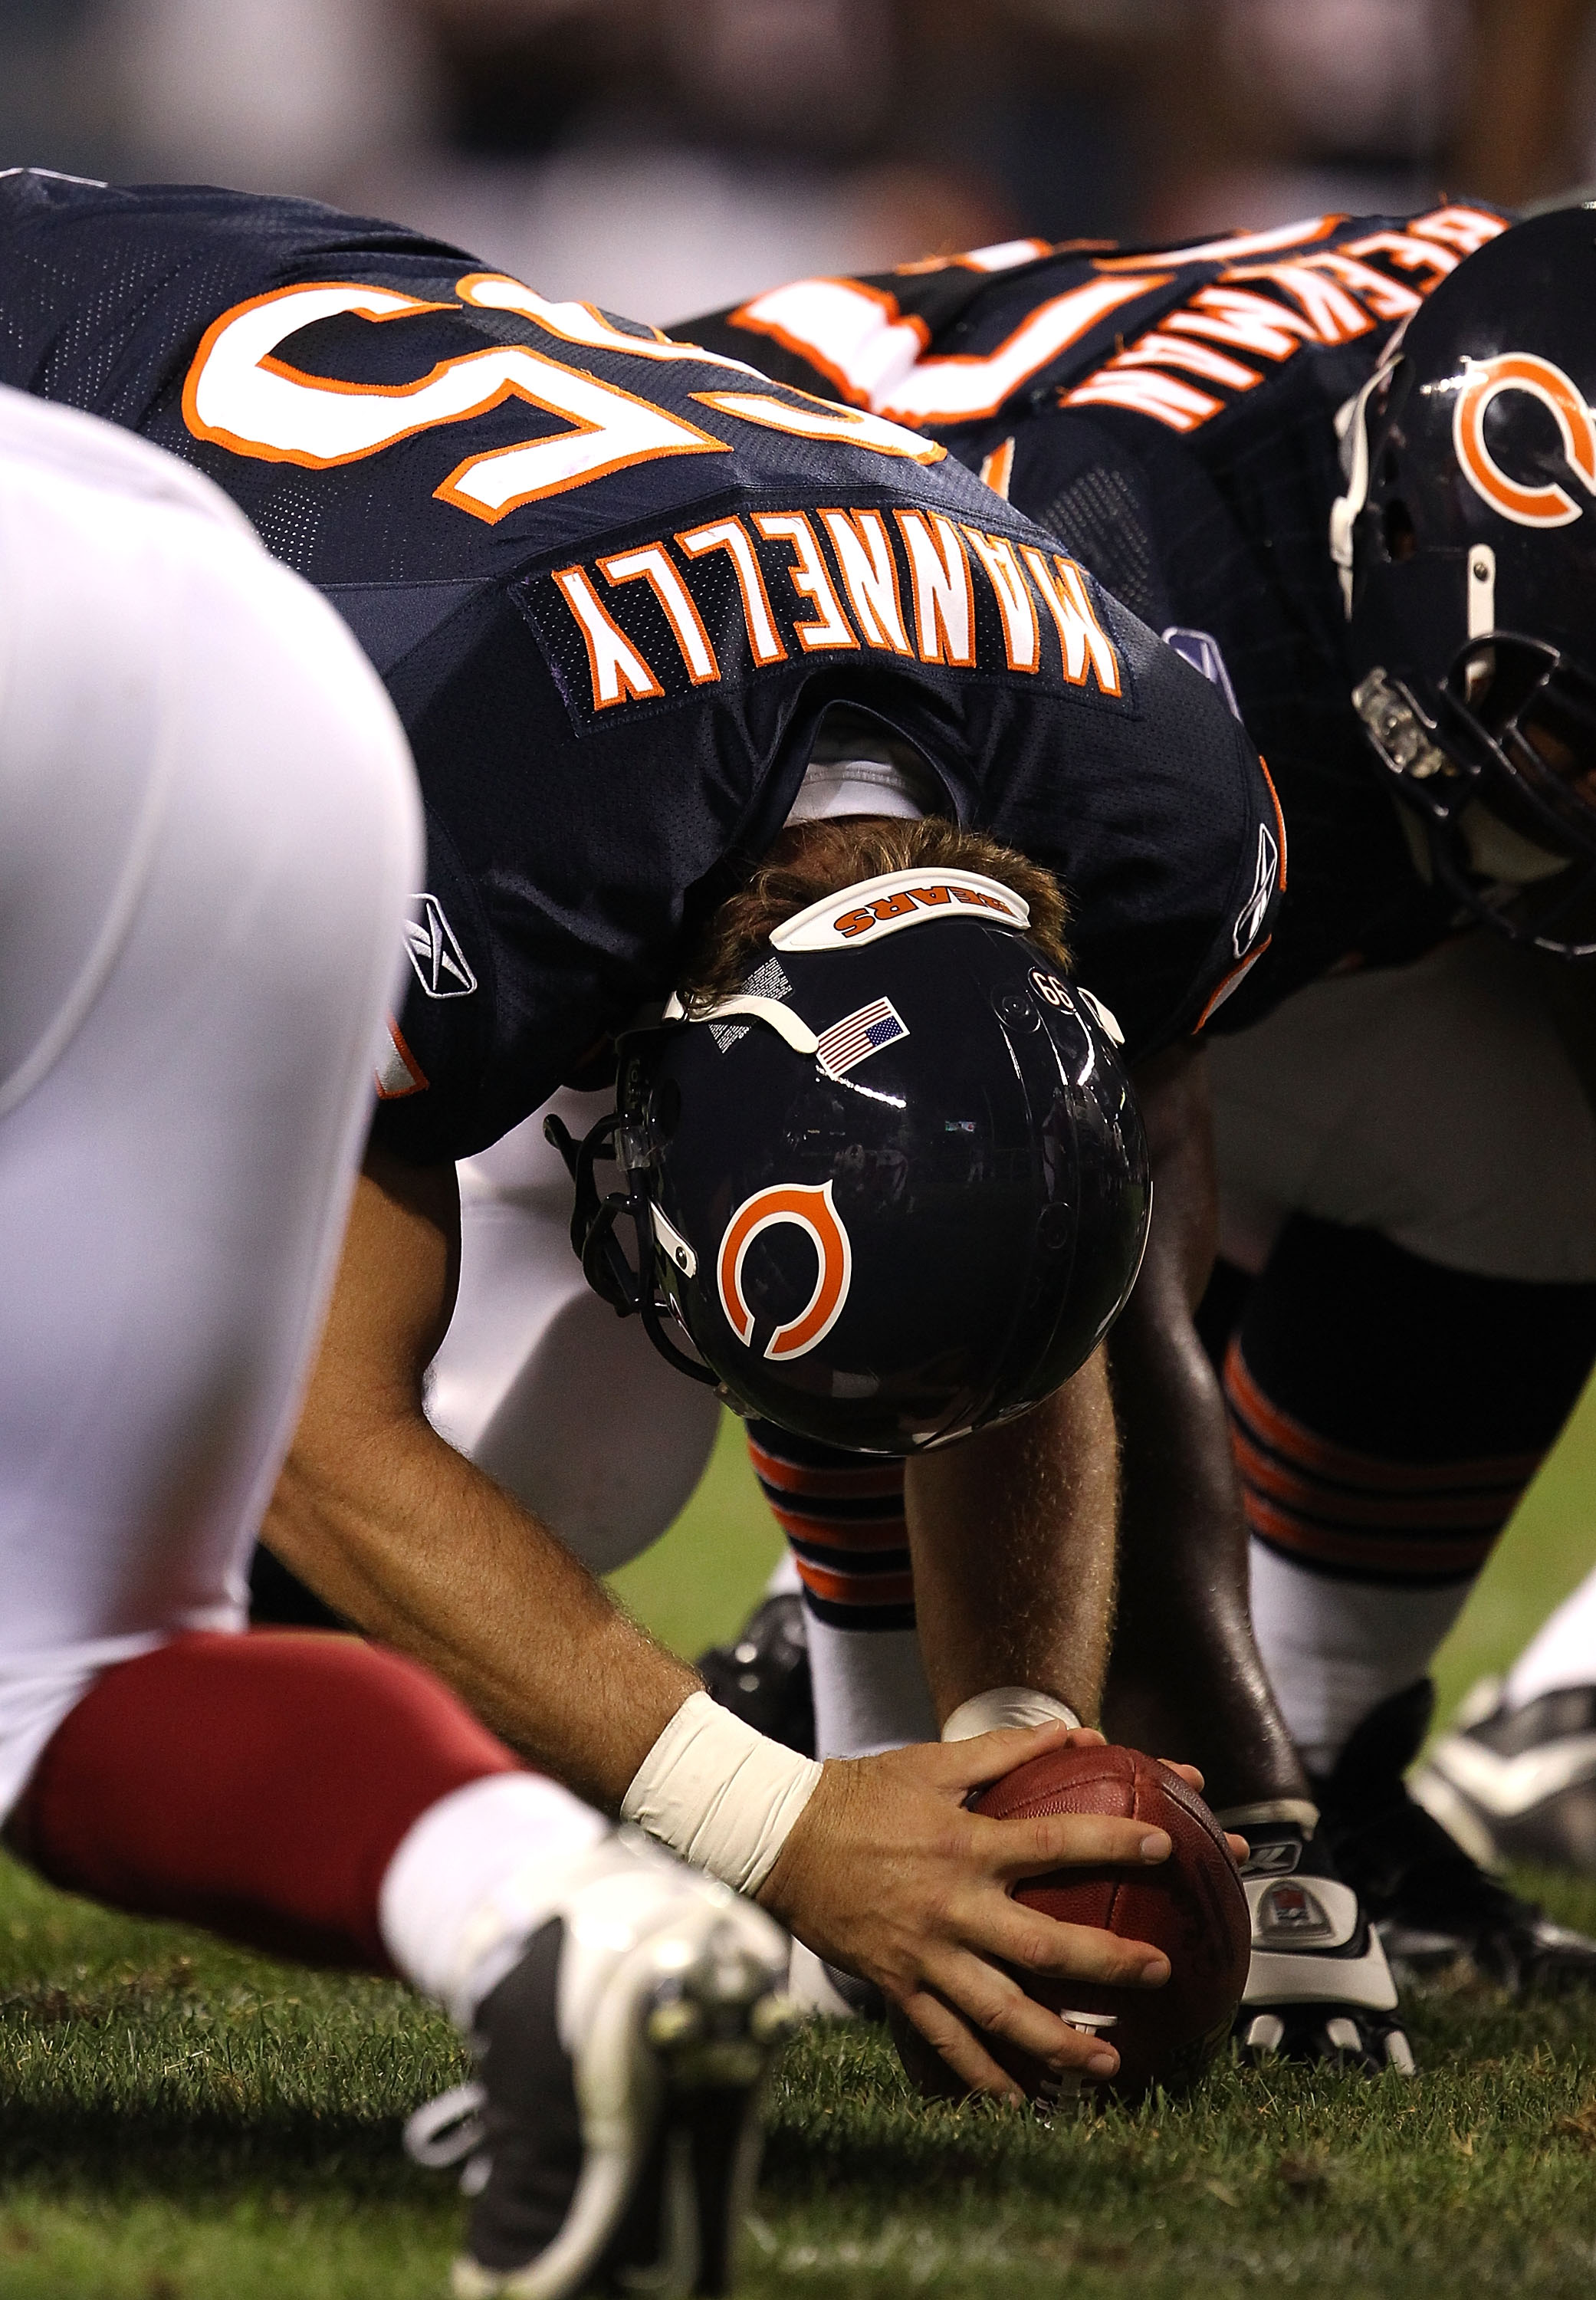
[{"x1": 816, "y1": 997, "x2": 909, "y2": 1079}]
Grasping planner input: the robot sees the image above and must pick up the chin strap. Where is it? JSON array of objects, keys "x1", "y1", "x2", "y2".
[
  {"x1": 665, "y1": 990, "x2": 819, "y2": 1054},
  {"x1": 542, "y1": 1106, "x2": 718, "y2": 1387}
]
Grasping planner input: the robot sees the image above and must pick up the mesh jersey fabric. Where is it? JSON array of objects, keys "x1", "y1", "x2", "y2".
[{"x1": 0, "y1": 172, "x2": 1276, "y2": 1157}]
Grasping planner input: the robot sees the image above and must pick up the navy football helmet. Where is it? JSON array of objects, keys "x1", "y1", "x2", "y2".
[
  {"x1": 1334, "y1": 205, "x2": 1596, "y2": 954},
  {"x1": 547, "y1": 867, "x2": 1151, "y2": 1455}
]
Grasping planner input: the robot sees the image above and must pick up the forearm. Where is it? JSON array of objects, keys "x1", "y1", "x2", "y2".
[
  {"x1": 1100, "y1": 1040, "x2": 1304, "y2": 1805},
  {"x1": 1103, "y1": 1287, "x2": 1301, "y2": 1802},
  {"x1": 903, "y1": 1349, "x2": 1118, "y2": 1727},
  {"x1": 264, "y1": 1408, "x2": 698, "y2": 1812}
]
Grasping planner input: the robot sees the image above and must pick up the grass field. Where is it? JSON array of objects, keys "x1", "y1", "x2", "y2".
[{"x1": 7, "y1": 1392, "x2": 1596, "y2": 2297}]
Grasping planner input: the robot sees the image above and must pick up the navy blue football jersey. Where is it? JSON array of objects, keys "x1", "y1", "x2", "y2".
[
  {"x1": 687, "y1": 204, "x2": 1514, "y2": 1030},
  {"x1": 0, "y1": 172, "x2": 1277, "y2": 1155}
]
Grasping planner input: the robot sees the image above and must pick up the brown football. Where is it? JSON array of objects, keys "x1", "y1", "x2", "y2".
[{"x1": 892, "y1": 1741, "x2": 1250, "y2": 2104}]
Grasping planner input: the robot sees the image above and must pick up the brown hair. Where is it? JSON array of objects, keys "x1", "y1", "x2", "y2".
[{"x1": 679, "y1": 816, "x2": 1070, "y2": 1010}]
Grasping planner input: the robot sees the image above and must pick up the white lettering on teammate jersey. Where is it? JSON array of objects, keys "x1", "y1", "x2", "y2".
[
  {"x1": 183, "y1": 282, "x2": 730, "y2": 520},
  {"x1": 1064, "y1": 206, "x2": 1506, "y2": 434},
  {"x1": 895, "y1": 511, "x2": 975, "y2": 665},
  {"x1": 729, "y1": 272, "x2": 1165, "y2": 426},
  {"x1": 722, "y1": 205, "x2": 1507, "y2": 444},
  {"x1": 819, "y1": 510, "x2": 911, "y2": 652},
  {"x1": 962, "y1": 531, "x2": 1039, "y2": 672}
]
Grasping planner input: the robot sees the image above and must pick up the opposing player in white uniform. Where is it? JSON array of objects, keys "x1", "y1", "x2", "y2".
[
  {"x1": 0, "y1": 384, "x2": 796, "y2": 2300},
  {"x1": 1418, "y1": 1559, "x2": 1596, "y2": 1878}
]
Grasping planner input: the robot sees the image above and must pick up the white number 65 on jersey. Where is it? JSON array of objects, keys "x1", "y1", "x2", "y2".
[{"x1": 183, "y1": 273, "x2": 944, "y2": 525}]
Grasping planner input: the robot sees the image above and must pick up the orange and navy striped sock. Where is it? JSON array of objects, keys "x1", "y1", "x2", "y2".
[
  {"x1": 1225, "y1": 1337, "x2": 1539, "y2": 1589},
  {"x1": 746, "y1": 1419, "x2": 913, "y2": 1632},
  {"x1": 1218, "y1": 1214, "x2": 1596, "y2": 1765},
  {"x1": 744, "y1": 1421, "x2": 934, "y2": 1754}
]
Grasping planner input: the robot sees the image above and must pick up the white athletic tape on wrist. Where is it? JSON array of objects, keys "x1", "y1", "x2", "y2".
[
  {"x1": 621, "y1": 1691, "x2": 824, "y2": 1895},
  {"x1": 941, "y1": 1686, "x2": 1082, "y2": 1741}
]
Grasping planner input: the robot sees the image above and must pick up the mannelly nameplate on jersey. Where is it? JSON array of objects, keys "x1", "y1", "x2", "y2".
[{"x1": 513, "y1": 490, "x2": 1128, "y2": 733}]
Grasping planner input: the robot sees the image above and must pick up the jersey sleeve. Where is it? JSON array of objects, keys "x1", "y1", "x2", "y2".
[
  {"x1": 974, "y1": 583, "x2": 1283, "y2": 1061},
  {"x1": 361, "y1": 580, "x2": 787, "y2": 1165},
  {"x1": 949, "y1": 416, "x2": 1282, "y2": 1057}
]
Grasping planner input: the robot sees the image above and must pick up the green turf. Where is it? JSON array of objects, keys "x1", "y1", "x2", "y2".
[
  {"x1": 605, "y1": 1411, "x2": 783, "y2": 1661},
  {"x1": 7, "y1": 1388, "x2": 1596, "y2": 2295},
  {"x1": 1431, "y1": 1365, "x2": 1596, "y2": 1730},
  {"x1": 7, "y1": 1846, "x2": 1596, "y2": 2298}
]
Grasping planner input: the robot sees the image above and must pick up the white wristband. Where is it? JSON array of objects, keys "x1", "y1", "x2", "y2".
[
  {"x1": 941, "y1": 1685, "x2": 1082, "y2": 1742},
  {"x1": 621, "y1": 1691, "x2": 823, "y2": 1896}
]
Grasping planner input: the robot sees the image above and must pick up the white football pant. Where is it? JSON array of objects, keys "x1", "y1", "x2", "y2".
[
  {"x1": 1208, "y1": 929, "x2": 1596, "y2": 1286},
  {"x1": 0, "y1": 386, "x2": 422, "y2": 1820},
  {"x1": 425, "y1": 1090, "x2": 721, "y2": 1575}
]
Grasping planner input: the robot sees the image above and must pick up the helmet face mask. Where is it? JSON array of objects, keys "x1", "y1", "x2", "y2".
[
  {"x1": 1352, "y1": 637, "x2": 1596, "y2": 953},
  {"x1": 550, "y1": 870, "x2": 1152, "y2": 1456},
  {"x1": 1335, "y1": 207, "x2": 1596, "y2": 954}
]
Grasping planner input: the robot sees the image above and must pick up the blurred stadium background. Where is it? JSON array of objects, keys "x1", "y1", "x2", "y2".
[
  {"x1": 8, "y1": 0, "x2": 1596, "y2": 1703},
  {"x1": 8, "y1": 0, "x2": 1596, "y2": 327}
]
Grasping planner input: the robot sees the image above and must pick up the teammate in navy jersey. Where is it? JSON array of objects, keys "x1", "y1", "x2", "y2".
[
  {"x1": 0, "y1": 169, "x2": 1270, "y2": 2101},
  {"x1": 685, "y1": 204, "x2": 1596, "y2": 2055}
]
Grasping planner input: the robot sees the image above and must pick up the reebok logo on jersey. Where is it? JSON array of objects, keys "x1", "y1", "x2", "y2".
[
  {"x1": 1233, "y1": 822, "x2": 1279, "y2": 958},
  {"x1": 405, "y1": 894, "x2": 478, "y2": 997}
]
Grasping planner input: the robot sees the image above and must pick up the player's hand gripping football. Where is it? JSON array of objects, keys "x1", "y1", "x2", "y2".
[{"x1": 757, "y1": 1720, "x2": 1243, "y2": 2099}]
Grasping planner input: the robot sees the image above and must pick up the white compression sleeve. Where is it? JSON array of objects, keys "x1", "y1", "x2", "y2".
[{"x1": 621, "y1": 1691, "x2": 823, "y2": 1895}]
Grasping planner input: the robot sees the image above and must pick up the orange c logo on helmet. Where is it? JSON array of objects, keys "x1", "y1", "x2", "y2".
[
  {"x1": 1453, "y1": 352, "x2": 1596, "y2": 527},
  {"x1": 716, "y1": 1181, "x2": 853, "y2": 1362}
]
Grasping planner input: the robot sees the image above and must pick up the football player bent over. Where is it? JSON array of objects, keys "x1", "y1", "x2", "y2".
[
  {"x1": 0, "y1": 386, "x2": 800, "y2": 2300},
  {"x1": 686, "y1": 200, "x2": 1596, "y2": 2051},
  {"x1": 0, "y1": 173, "x2": 1266, "y2": 2101}
]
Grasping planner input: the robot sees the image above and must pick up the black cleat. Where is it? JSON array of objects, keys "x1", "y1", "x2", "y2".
[
  {"x1": 1231, "y1": 1821, "x2": 1414, "y2": 2075},
  {"x1": 1315, "y1": 1680, "x2": 1596, "y2": 1996},
  {"x1": 697, "y1": 1594, "x2": 816, "y2": 1758},
  {"x1": 406, "y1": 1838, "x2": 795, "y2": 2298},
  {"x1": 1414, "y1": 1678, "x2": 1596, "y2": 1879}
]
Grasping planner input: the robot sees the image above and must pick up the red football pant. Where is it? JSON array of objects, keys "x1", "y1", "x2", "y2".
[{"x1": 5, "y1": 1629, "x2": 520, "y2": 1971}]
